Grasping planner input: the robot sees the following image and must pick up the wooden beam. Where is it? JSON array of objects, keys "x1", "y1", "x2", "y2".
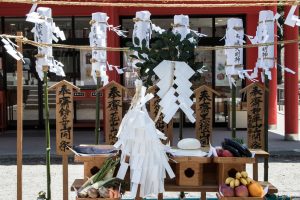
[{"x1": 16, "y1": 31, "x2": 23, "y2": 200}]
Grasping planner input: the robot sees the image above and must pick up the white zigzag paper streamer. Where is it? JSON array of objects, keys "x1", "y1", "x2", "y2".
[{"x1": 154, "y1": 60, "x2": 195, "y2": 123}]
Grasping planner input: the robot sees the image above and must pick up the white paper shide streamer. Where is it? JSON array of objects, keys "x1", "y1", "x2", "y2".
[
  {"x1": 26, "y1": 6, "x2": 66, "y2": 80},
  {"x1": 114, "y1": 80, "x2": 175, "y2": 198},
  {"x1": 132, "y1": 11, "x2": 152, "y2": 69},
  {"x1": 224, "y1": 18, "x2": 247, "y2": 87},
  {"x1": 89, "y1": 12, "x2": 109, "y2": 85},
  {"x1": 173, "y1": 15, "x2": 206, "y2": 41},
  {"x1": 89, "y1": 12, "x2": 127, "y2": 85},
  {"x1": 248, "y1": 10, "x2": 275, "y2": 81},
  {"x1": 284, "y1": 5, "x2": 300, "y2": 27},
  {"x1": 154, "y1": 60, "x2": 195, "y2": 123},
  {"x1": 0, "y1": 36, "x2": 24, "y2": 62}
]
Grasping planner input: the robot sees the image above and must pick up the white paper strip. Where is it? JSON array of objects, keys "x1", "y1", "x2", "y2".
[{"x1": 114, "y1": 80, "x2": 174, "y2": 198}]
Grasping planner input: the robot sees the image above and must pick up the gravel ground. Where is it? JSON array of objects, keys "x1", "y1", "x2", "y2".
[{"x1": 0, "y1": 157, "x2": 300, "y2": 200}]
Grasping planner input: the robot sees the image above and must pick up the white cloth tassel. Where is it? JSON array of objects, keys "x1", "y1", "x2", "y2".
[{"x1": 114, "y1": 80, "x2": 175, "y2": 198}]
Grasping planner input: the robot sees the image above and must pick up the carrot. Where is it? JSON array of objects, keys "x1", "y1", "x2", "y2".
[
  {"x1": 108, "y1": 188, "x2": 114, "y2": 198},
  {"x1": 113, "y1": 190, "x2": 120, "y2": 198}
]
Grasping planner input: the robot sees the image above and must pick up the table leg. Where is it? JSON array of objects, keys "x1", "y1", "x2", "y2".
[
  {"x1": 158, "y1": 193, "x2": 163, "y2": 200},
  {"x1": 201, "y1": 192, "x2": 206, "y2": 200},
  {"x1": 253, "y1": 157, "x2": 258, "y2": 181}
]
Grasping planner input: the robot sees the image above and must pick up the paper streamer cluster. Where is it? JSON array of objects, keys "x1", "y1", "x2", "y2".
[
  {"x1": 26, "y1": 6, "x2": 66, "y2": 80},
  {"x1": 89, "y1": 12, "x2": 127, "y2": 85},
  {"x1": 224, "y1": 18, "x2": 251, "y2": 87},
  {"x1": 247, "y1": 10, "x2": 275, "y2": 81},
  {"x1": 114, "y1": 80, "x2": 175, "y2": 198},
  {"x1": 154, "y1": 60, "x2": 195, "y2": 123}
]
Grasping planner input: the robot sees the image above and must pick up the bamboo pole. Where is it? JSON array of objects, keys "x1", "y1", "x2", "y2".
[
  {"x1": 95, "y1": 73, "x2": 101, "y2": 144},
  {"x1": 43, "y1": 66, "x2": 51, "y2": 200},
  {"x1": 16, "y1": 31, "x2": 23, "y2": 200},
  {"x1": 62, "y1": 155, "x2": 68, "y2": 200},
  {"x1": 231, "y1": 84, "x2": 237, "y2": 138},
  {"x1": 264, "y1": 75, "x2": 269, "y2": 181}
]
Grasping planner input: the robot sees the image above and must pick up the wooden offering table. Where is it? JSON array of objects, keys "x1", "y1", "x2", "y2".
[{"x1": 71, "y1": 147, "x2": 277, "y2": 200}]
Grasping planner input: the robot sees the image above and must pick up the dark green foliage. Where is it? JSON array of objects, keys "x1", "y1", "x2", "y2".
[{"x1": 128, "y1": 30, "x2": 203, "y2": 86}]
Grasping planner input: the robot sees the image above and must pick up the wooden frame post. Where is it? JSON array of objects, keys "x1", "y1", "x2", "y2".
[{"x1": 16, "y1": 31, "x2": 23, "y2": 200}]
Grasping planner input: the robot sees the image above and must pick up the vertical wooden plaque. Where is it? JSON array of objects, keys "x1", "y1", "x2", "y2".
[
  {"x1": 241, "y1": 83, "x2": 265, "y2": 149},
  {"x1": 100, "y1": 81, "x2": 126, "y2": 145},
  {"x1": 49, "y1": 80, "x2": 79, "y2": 155},
  {"x1": 194, "y1": 85, "x2": 220, "y2": 147},
  {"x1": 148, "y1": 85, "x2": 173, "y2": 145}
]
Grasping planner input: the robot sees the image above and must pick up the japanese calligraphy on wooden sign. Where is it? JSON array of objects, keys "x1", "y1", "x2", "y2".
[
  {"x1": 148, "y1": 86, "x2": 173, "y2": 144},
  {"x1": 194, "y1": 85, "x2": 220, "y2": 147},
  {"x1": 49, "y1": 80, "x2": 80, "y2": 155},
  {"x1": 240, "y1": 83, "x2": 265, "y2": 149},
  {"x1": 99, "y1": 81, "x2": 126, "y2": 145}
]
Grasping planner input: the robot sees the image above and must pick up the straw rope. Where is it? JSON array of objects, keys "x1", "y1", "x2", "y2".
[
  {"x1": 1, "y1": 34, "x2": 299, "y2": 52},
  {"x1": 0, "y1": 0, "x2": 299, "y2": 8}
]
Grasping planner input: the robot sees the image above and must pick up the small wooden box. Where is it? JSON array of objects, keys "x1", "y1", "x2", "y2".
[
  {"x1": 174, "y1": 156, "x2": 211, "y2": 186},
  {"x1": 74, "y1": 145, "x2": 116, "y2": 180},
  {"x1": 213, "y1": 157, "x2": 255, "y2": 185}
]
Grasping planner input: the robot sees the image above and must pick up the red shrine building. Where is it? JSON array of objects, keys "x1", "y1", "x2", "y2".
[{"x1": 0, "y1": 2, "x2": 298, "y2": 140}]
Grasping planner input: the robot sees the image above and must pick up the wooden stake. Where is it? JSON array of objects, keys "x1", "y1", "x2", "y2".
[
  {"x1": 62, "y1": 155, "x2": 68, "y2": 200},
  {"x1": 16, "y1": 31, "x2": 23, "y2": 200}
]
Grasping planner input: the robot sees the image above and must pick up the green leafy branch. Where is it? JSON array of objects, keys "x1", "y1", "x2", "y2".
[{"x1": 127, "y1": 30, "x2": 203, "y2": 86}]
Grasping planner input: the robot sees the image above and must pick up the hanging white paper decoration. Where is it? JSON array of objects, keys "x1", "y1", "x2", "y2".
[
  {"x1": 284, "y1": 5, "x2": 300, "y2": 27},
  {"x1": 172, "y1": 15, "x2": 207, "y2": 43},
  {"x1": 89, "y1": 12, "x2": 127, "y2": 85},
  {"x1": 247, "y1": 10, "x2": 275, "y2": 81},
  {"x1": 26, "y1": 6, "x2": 66, "y2": 80},
  {"x1": 224, "y1": 18, "x2": 252, "y2": 87},
  {"x1": 89, "y1": 12, "x2": 109, "y2": 85},
  {"x1": 131, "y1": 11, "x2": 152, "y2": 69},
  {"x1": 114, "y1": 80, "x2": 175, "y2": 198},
  {"x1": 154, "y1": 60, "x2": 195, "y2": 123},
  {"x1": 0, "y1": 36, "x2": 24, "y2": 62}
]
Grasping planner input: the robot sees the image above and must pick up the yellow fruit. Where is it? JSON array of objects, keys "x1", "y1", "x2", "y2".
[
  {"x1": 235, "y1": 172, "x2": 242, "y2": 179},
  {"x1": 225, "y1": 177, "x2": 234, "y2": 185},
  {"x1": 248, "y1": 182, "x2": 264, "y2": 197},
  {"x1": 240, "y1": 178, "x2": 248, "y2": 186},
  {"x1": 241, "y1": 171, "x2": 248, "y2": 178},
  {"x1": 234, "y1": 179, "x2": 240, "y2": 187},
  {"x1": 230, "y1": 180, "x2": 235, "y2": 188},
  {"x1": 246, "y1": 177, "x2": 253, "y2": 184}
]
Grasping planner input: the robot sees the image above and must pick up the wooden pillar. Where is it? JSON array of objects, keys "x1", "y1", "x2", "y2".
[
  {"x1": 246, "y1": 13, "x2": 259, "y2": 85},
  {"x1": 106, "y1": 6, "x2": 120, "y2": 83},
  {"x1": 268, "y1": 5, "x2": 278, "y2": 129},
  {"x1": 284, "y1": 5, "x2": 299, "y2": 140},
  {"x1": 16, "y1": 32, "x2": 23, "y2": 200}
]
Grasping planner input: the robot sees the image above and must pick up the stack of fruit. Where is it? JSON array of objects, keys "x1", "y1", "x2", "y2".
[
  {"x1": 216, "y1": 138, "x2": 252, "y2": 157},
  {"x1": 220, "y1": 171, "x2": 265, "y2": 198}
]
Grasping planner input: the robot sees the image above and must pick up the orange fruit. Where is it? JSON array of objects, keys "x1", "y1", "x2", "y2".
[{"x1": 248, "y1": 182, "x2": 264, "y2": 197}]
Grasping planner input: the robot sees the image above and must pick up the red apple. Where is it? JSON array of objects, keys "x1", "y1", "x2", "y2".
[
  {"x1": 216, "y1": 148, "x2": 224, "y2": 157},
  {"x1": 235, "y1": 185, "x2": 249, "y2": 197},
  {"x1": 220, "y1": 184, "x2": 234, "y2": 197},
  {"x1": 222, "y1": 150, "x2": 234, "y2": 157}
]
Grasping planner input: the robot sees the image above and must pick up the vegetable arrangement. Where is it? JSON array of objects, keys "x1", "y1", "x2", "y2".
[
  {"x1": 77, "y1": 157, "x2": 125, "y2": 199},
  {"x1": 216, "y1": 138, "x2": 253, "y2": 157}
]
